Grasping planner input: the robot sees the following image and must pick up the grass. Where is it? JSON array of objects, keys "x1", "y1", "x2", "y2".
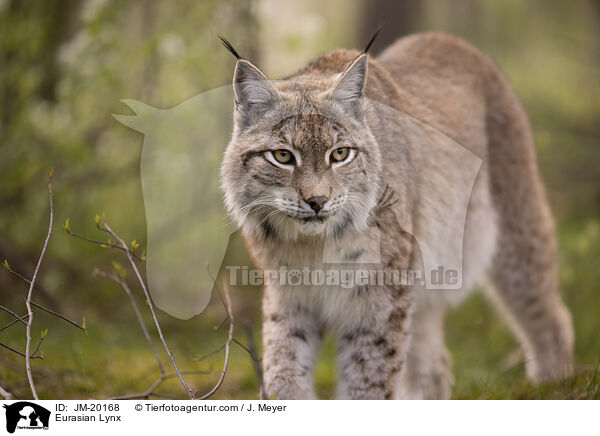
[
  {"x1": 1, "y1": 213, "x2": 599, "y2": 400},
  {"x1": 446, "y1": 212, "x2": 600, "y2": 400}
]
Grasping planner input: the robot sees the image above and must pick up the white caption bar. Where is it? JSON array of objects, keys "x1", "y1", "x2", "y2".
[{"x1": 0, "y1": 400, "x2": 596, "y2": 435}]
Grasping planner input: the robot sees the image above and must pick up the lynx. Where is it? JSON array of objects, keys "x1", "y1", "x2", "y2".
[{"x1": 220, "y1": 32, "x2": 574, "y2": 399}]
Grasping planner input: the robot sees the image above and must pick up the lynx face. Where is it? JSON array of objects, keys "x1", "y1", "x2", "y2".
[{"x1": 221, "y1": 55, "x2": 381, "y2": 240}]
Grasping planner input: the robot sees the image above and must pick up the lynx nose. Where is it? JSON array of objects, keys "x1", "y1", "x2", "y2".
[{"x1": 305, "y1": 195, "x2": 328, "y2": 214}]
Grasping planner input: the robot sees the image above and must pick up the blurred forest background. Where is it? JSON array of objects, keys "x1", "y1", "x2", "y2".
[{"x1": 1, "y1": 0, "x2": 599, "y2": 399}]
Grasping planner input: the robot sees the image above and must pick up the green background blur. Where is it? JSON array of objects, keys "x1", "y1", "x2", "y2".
[{"x1": 1, "y1": 0, "x2": 599, "y2": 399}]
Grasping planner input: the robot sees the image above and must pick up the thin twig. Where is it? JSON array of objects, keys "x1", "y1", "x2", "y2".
[
  {"x1": 102, "y1": 222, "x2": 194, "y2": 399},
  {"x1": 194, "y1": 343, "x2": 225, "y2": 362},
  {"x1": 1, "y1": 295, "x2": 82, "y2": 332},
  {"x1": 213, "y1": 315, "x2": 230, "y2": 331},
  {"x1": 0, "y1": 304, "x2": 28, "y2": 326},
  {"x1": 105, "y1": 370, "x2": 208, "y2": 400},
  {"x1": 196, "y1": 279, "x2": 234, "y2": 400},
  {"x1": 244, "y1": 325, "x2": 266, "y2": 400},
  {"x1": 232, "y1": 337, "x2": 256, "y2": 359},
  {"x1": 31, "y1": 334, "x2": 45, "y2": 357},
  {"x1": 94, "y1": 269, "x2": 165, "y2": 375},
  {"x1": 193, "y1": 336, "x2": 254, "y2": 370},
  {"x1": 0, "y1": 313, "x2": 32, "y2": 333},
  {"x1": 68, "y1": 232, "x2": 144, "y2": 261},
  {"x1": 24, "y1": 170, "x2": 54, "y2": 400},
  {"x1": 3, "y1": 266, "x2": 32, "y2": 284},
  {"x1": 0, "y1": 341, "x2": 43, "y2": 359},
  {"x1": 28, "y1": 300, "x2": 86, "y2": 332},
  {"x1": 106, "y1": 376, "x2": 162, "y2": 400},
  {"x1": 2, "y1": 266, "x2": 85, "y2": 331}
]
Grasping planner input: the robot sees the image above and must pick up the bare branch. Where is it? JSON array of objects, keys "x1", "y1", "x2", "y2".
[
  {"x1": 28, "y1": 300, "x2": 86, "y2": 332},
  {"x1": 0, "y1": 341, "x2": 43, "y2": 359},
  {"x1": 2, "y1": 263, "x2": 32, "y2": 284},
  {"x1": 194, "y1": 343, "x2": 225, "y2": 363},
  {"x1": 213, "y1": 314, "x2": 230, "y2": 331},
  {"x1": 0, "y1": 293, "x2": 83, "y2": 332},
  {"x1": 196, "y1": 279, "x2": 234, "y2": 400},
  {"x1": 232, "y1": 337, "x2": 256, "y2": 358},
  {"x1": 1, "y1": 265, "x2": 85, "y2": 331},
  {"x1": 102, "y1": 222, "x2": 194, "y2": 399},
  {"x1": 193, "y1": 336, "x2": 258, "y2": 374},
  {"x1": 24, "y1": 169, "x2": 54, "y2": 400},
  {"x1": 0, "y1": 304, "x2": 28, "y2": 326},
  {"x1": 0, "y1": 313, "x2": 32, "y2": 333},
  {"x1": 94, "y1": 269, "x2": 165, "y2": 375},
  {"x1": 70, "y1": 218, "x2": 243, "y2": 400},
  {"x1": 31, "y1": 332, "x2": 46, "y2": 358},
  {"x1": 105, "y1": 370, "x2": 208, "y2": 400}
]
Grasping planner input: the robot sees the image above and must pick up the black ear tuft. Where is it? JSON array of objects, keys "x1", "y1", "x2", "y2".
[
  {"x1": 363, "y1": 26, "x2": 383, "y2": 54},
  {"x1": 218, "y1": 35, "x2": 241, "y2": 60}
]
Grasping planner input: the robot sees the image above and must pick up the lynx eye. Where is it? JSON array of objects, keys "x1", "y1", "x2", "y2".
[
  {"x1": 272, "y1": 149, "x2": 294, "y2": 164},
  {"x1": 330, "y1": 147, "x2": 350, "y2": 163},
  {"x1": 264, "y1": 148, "x2": 298, "y2": 168}
]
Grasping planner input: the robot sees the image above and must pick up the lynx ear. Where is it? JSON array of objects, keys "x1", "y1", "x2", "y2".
[
  {"x1": 333, "y1": 54, "x2": 368, "y2": 110},
  {"x1": 233, "y1": 60, "x2": 278, "y2": 121}
]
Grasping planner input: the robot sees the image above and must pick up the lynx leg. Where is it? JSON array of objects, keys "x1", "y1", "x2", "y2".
[
  {"x1": 397, "y1": 297, "x2": 453, "y2": 399},
  {"x1": 336, "y1": 289, "x2": 412, "y2": 400},
  {"x1": 487, "y1": 230, "x2": 574, "y2": 382},
  {"x1": 262, "y1": 285, "x2": 321, "y2": 399}
]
